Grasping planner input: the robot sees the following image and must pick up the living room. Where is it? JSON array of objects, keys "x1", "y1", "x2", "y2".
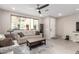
[{"x1": 1, "y1": 4, "x2": 79, "y2": 54}]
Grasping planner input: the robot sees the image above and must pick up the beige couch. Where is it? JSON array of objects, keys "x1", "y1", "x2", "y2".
[
  {"x1": 13, "y1": 30, "x2": 42, "y2": 44},
  {"x1": 16, "y1": 35, "x2": 42, "y2": 44}
]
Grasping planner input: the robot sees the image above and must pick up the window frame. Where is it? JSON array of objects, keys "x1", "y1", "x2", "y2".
[{"x1": 10, "y1": 14, "x2": 39, "y2": 30}]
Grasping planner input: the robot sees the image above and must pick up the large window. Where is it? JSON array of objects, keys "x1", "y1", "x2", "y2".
[{"x1": 11, "y1": 15, "x2": 39, "y2": 30}]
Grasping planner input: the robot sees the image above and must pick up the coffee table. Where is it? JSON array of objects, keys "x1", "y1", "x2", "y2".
[{"x1": 26, "y1": 38, "x2": 46, "y2": 50}]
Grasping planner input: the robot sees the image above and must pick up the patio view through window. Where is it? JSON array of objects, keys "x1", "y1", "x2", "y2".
[{"x1": 11, "y1": 15, "x2": 39, "y2": 30}]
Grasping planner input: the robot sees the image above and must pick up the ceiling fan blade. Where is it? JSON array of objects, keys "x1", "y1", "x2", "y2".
[{"x1": 37, "y1": 4, "x2": 49, "y2": 10}]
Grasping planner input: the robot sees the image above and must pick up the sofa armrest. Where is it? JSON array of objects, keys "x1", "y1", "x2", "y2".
[
  {"x1": 16, "y1": 36, "x2": 27, "y2": 44},
  {"x1": 0, "y1": 39, "x2": 19, "y2": 54},
  {"x1": 0, "y1": 38, "x2": 14, "y2": 47}
]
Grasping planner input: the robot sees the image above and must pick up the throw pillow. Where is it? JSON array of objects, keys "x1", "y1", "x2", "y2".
[
  {"x1": 18, "y1": 32, "x2": 24, "y2": 37},
  {"x1": 35, "y1": 31, "x2": 40, "y2": 35},
  {"x1": 0, "y1": 34, "x2": 5, "y2": 41}
]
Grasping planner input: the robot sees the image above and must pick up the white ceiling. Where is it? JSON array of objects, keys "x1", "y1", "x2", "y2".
[{"x1": 0, "y1": 4, "x2": 79, "y2": 18}]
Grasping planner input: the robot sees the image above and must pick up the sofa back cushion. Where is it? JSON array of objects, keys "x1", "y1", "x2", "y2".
[
  {"x1": 13, "y1": 30, "x2": 35, "y2": 36},
  {"x1": 23, "y1": 30, "x2": 35, "y2": 36},
  {"x1": 5, "y1": 34, "x2": 12, "y2": 38},
  {"x1": 13, "y1": 33, "x2": 20, "y2": 40},
  {"x1": 5, "y1": 34, "x2": 16, "y2": 40},
  {"x1": 0, "y1": 38, "x2": 14, "y2": 47}
]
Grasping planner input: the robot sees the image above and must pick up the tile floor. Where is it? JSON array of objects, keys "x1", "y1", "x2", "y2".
[{"x1": 13, "y1": 39, "x2": 79, "y2": 54}]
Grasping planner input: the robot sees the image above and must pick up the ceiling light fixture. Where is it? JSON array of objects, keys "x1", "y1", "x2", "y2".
[
  {"x1": 12, "y1": 8, "x2": 15, "y2": 10},
  {"x1": 40, "y1": 14, "x2": 42, "y2": 17},
  {"x1": 58, "y1": 13, "x2": 62, "y2": 16},
  {"x1": 36, "y1": 9, "x2": 39, "y2": 11},
  {"x1": 76, "y1": 8, "x2": 79, "y2": 11}
]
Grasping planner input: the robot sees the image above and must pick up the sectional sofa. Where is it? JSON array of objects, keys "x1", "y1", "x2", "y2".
[{"x1": 13, "y1": 30, "x2": 43, "y2": 44}]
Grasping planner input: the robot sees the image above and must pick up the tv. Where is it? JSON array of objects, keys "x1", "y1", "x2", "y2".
[{"x1": 76, "y1": 22, "x2": 79, "y2": 31}]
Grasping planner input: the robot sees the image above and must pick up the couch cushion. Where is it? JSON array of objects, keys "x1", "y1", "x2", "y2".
[{"x1": 0, "y1": 38, "x2": 14, "y2": 47}]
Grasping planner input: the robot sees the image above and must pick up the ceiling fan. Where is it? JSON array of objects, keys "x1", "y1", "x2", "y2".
[{"x1": 36, "y1": 4, "x2": 49, "y2": 14}]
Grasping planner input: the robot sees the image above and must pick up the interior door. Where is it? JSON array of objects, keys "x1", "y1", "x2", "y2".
[
  {"x1": 44, "y1": 17, "x2": 50, "y2": 39},
  {"x1": 44, "y1": 17, "x2": 56, "y2": 39},
  {"x1": 49, "y1": 18, "x2": 56, "y2": 39}
]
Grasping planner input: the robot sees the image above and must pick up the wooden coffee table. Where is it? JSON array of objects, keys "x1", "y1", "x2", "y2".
[{"x1": 26, "y1": 38, "x2": 46, "y2": 50}]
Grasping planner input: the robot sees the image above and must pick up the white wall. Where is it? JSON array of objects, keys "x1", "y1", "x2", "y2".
[
  {"x1": 43, "y1": 17, "x2": 56, "y2": 39},
  {"x1": 0, "y1": 10, "x2": 11, "y2": 34},
  {"x1": 39, "y1": 18, "x2": 43, "y2": 24},
  {"x1": 56, "y1": 14, "x2": 79, "y2": 39},
  {"x1": 0, "y1": 9, "x2": 41, "y2": 34}
]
